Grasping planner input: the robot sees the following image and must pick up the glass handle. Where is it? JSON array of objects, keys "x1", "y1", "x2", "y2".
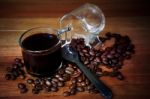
[{"x1": 57, "y1": 26, "x2": 71, "y2": 35}]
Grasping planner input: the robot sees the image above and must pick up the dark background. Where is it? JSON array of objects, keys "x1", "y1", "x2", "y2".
[{"x1": 0, "y1": 0, "x2": 149, "y2": 18}]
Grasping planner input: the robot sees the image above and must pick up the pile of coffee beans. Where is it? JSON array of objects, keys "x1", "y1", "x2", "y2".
[
  {"x1": 4, "y1": 32, "x2": 135, "y2": 96},
  {"x1": 5, "y1": 58, "x2": 25, "y2": 80}
]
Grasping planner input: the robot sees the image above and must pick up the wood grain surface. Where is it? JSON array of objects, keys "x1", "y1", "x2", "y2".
[{"x1": 0, "y1": 0, "x2": 150, "y2": 99}]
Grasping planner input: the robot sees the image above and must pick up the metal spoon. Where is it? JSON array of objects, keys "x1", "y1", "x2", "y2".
[{"x1": 61, "y1": 44, "x2": 113, "y2": 99}]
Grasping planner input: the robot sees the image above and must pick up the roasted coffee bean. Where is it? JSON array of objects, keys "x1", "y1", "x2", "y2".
[
  {"x1": 71, "y1": 78, "x2": 77, "y2": 84},
  {"x1": 94, "y1": 57, "x2": 101, "y2": 63},
  {"x1": 43, "y1": 85, "x2": 51, "y2": 92},
  {"x1": 95, "y1": 52, "x2": 101, "y2": 57},
  {"x1": 89, "y1": 57, "x2": 94, "y2": 61},
  {"x1": 16, "y1": 62, "x2": 24, "y2": 68},
  {"x1": 96, "y1": 69, "x2": 103, "y2": 77},
  {"x1": 85, "y1": 53, "x2": 90, "y2": 57},
  {"x1": 89, "y1": 50, "x2": 95, "y2": 56},
  {"x1": 85, "y1": 79, "x2": 90, "y2": 85},
  {"x1": 117, "y1": 73, "x2": 124, "y2": 80},
  {"x1": 102, "y1": 57, "x2": 108, "y2": 64},
  {"x1": 14, "y1": 58, "x2": 22, "y2": 63},
  {"x1": 65, "y1": 67, "x2": 74, "y2": 75},
  {"x1": 77, "y1": 76, "x2": 83, "y2": 83},
  {"x1": 82, "y1": 49, "x2": 88, "y2": 53},
  {"x1": 89, "y1": 89, "x2": 99, "y2": 94},
  {"x1": 58, "y1": 77, "x2": 65, "y2": 82},
  {"x1": 12, "y1": 70, "x2": 19, "y2": 77},
  {"x1": 18, "y1": 69, "x2": 25, "y2": 75},
  {"x1": 12, "y1": 64, "x2": 19, "y2": 69},
  {"x1": 11, "y1": 74, "x2": 16, "y2": 80},
  {"x1": 34, "y1": 78, "x2": 41, "y2": 85},
  {"x1": 32, "y1": 88, "x2": 39, "y2": 94},
  {"x1": 19, "y1": 74, "x2": 25, "y2": 79},
  {"x1": 50, "y1": 86, "x2": 58, "y2": 92},
  {"x1": 58, "y1": 69, "x2": 65, "y2": 75},
  {"x1": 27, "y1": 79, "x2": 34, "y2": 84},
  {"x1": 63, "y1": 73, "x2": 70, "y2": 81},
  {"x1": 63, "y1": 91, "x2": 70, "y2": 97},
  {"x1": 45, "y1": 80, "x2": 51, "y2": 86},
  {"x1": 20, "y1": 88, "x2": 28, "y2": 94},
  {"x1": 55, "y1": 74, "x2": 61, "y2": 78},
  {"x1": 52, "y1": 78, "x2": 59, "y2": 82},
  {"x1": 110, "y1": 49, "x2": 116, "y2": 55},
  {"x1": 84, "y1": 60, "x2": 89, "y2": 65},
  {"x1": 68, "y1": 64, "x2": 73, "y2": 67},
  {"x1": 116, "y1": 61, "x2": 123, "y2": 67},
  {"x1": 72, "y1": 70, "x2": 81, "y2": 78},
  {"x1": 18, "y1": 83, "x2": 26, "y2": 89},
  {"x1": 114, "y1": 53, "x2": 120, "y2": 58},
  {"x1": 80, "y1": 82, "x2": 86, "y2": 87},
  {"x1": 51, "y1": 81, "x2": 58, "y2": 87},
  {"x1": 34, "y1": 84, "x2": 43, "y2": 90},
  {"x1": 69, "y1": 84, "x2": 77, "y2": 90},
  {"x1": 79, "y1": 52, "x2": 84, "y2": 56},
  {"x1": 77, "y1": 86, "x2": 84, "y2": 92},
  {"x1": 5, "y1": 74, "x2": 11, "y2": 80},
  {"x1": 111, "y1": 59, "x2": 118, "y2": 64},
  {"x1": 58, "y1": 81, "x2": 64, "y2": 87},
  {"x1": 106, "y1": 32, "x2": 112, "y2": 38},
  {"x1": 87, "y1": 84, "x2": 94, "y2": 91},
  {"x1": 107, "y1": 54, "x2": 114, "y2": 59},
  {"x1": 70, "y1": 88, "x2": 76, "y2": 95}
]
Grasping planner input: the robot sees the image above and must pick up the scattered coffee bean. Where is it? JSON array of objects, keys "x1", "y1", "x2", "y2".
[
  {"x1": 43, "y1": 85, "x2": 51, "y2": 92},
  {"x1": 34, "y1": 78, "x2": 41, "y2": 85},
  {"x1": 50, "y1": 86, "x2": 58, "y2": 92},
  {"x1": 69, "y1": 84, "x2": 77, "y2": 90},
  {"x1": 71, "y1": 78, "x2": 77, "y2": 84},
  {"x1": 65, "y1": 67, "x2": 74, "y2": 75},
  {"x1": 117, "y1": 73, "x2": 124, "y2": 80},
  {"x1": 77, "y1": 86, "x2": 84, "y2": 92},
  {"x1": 32, "y1": 88, "x2": 39, "y2": 94},
  {"x1": 14, "y1": 58, "x2": 22, "y2": 63},
  {"x1": 5, "y1": 74, "x2": 11, "y2": 80},
  {"x1": 19, "y1": 75, "x2": 26, "y2": 79},
  {"x1": 11, "y1": 74, "x2": 17, "y2": 80},
  {"x1": 20, "y1": 88, "x2": 28, "y2": 94},
  {"x1": 45, "y1": 80, "x2": 51, "y2": 86},
  {"x1": 80, "y1": 81, "x2": 86, "y2": 87},
  {"x1": 58, "y1": 69, "x2": 65, "y2": 75},
  {"x1": 58, "y1": 81, "x2": 64, "y2": 87},
  {"x1": 63, "y1": 91, "x2": 70, "y2": 97},
  {"x1": 85, "y1": 79, "x2": 90, "y2": 85},
  {"x1": 27, "y1": 79, "x2": 34, "y2": 84},
  {"x1": 70, "y1": 88, "x2": 76, "y2": 95},
  {"x1": 52, "y1": 78, "x2": 59, "y2": 82},
  {"x1": 77, "y1": 76, "x2": 83, "y2": 83},
  {"x1": 18, "y1": 83, "x2": 26, "y2": 89},
  {"x1": 87, "y1": 84, "x2": 94, "y2": 90}
]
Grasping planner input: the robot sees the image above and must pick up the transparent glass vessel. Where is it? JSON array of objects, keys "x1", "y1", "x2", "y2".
[{"x1": 60, "y1": 3, "x2": 105, "y2": 46}]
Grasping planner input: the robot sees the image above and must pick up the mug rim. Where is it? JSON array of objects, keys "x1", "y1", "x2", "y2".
[{"x1": 19, "y1": 27, "x2": 61, "y2": 54}]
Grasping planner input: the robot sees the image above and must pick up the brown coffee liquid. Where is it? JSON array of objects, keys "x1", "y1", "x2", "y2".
[{"x1": 22, "y1": 33, "x2": 62, "y2": 77}]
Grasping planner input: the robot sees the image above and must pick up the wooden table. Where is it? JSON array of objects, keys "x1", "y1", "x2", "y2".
[{"x1": 0, "y1": 0, "x2": 150, "y2": 99}]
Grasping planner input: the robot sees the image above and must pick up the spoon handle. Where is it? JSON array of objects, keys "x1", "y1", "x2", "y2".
[{"x1": 76, "y1": 61, "x2": 113, "y2": 99}]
